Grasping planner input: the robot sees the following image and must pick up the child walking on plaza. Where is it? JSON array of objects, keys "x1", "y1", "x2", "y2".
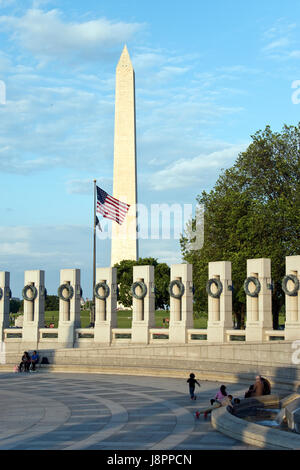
[{"x1": 187, "y1": 373, "x2": 201, "y2": 400}]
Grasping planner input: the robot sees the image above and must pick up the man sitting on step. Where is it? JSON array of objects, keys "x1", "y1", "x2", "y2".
[{"x1": 30, "y1": 351, "x2": 39, "y2": 371}]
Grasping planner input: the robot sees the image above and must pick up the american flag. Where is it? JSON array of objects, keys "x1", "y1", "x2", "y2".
[{"x1": 96, "y1": 186, "x2": 130, "y2": 225}]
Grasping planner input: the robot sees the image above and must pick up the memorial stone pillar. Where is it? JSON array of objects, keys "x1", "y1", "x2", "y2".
[
  {"x1": 0, "y1": 272, "x2": 10, "y2": 343},
  {"x1": 58, "y1": 269, "x2": 81, "y2": 348},
  {"x1": 207, "y1": 261, "x2": 233, "y2": 342},
  {"x1": 169, "y1": 264, "x2": 193, "y2": 343},
  {"x1": 131, "y1": 265, "x2": 155, "y2": 344},
  {"x1": 94, "y1": 267, "x2": 117, "y2": 345},
  {"x1": 284, "y1": 256, "x2": 300, "y2": 341},
  {"x1": 22, "y1": 270, "x2": 45, "y2": 349},
  {"x1": 245, "y1": 258, "x2": 273, "y2": 342}
]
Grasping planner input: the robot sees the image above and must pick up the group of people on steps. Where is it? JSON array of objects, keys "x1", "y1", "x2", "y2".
[
  {"x1": 19, "y1": 351, "x2": 39, "y2": 372},
  {"x1": 187, "y1": 373, "x2": 271, "y2": 418}
]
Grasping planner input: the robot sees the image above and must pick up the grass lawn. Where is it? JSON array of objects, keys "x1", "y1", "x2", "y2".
[
  {"x1": 115, "y1": 310, "x2": 212, "y2": 328},
  {"x1": 11, "y1": 310, "x2": 286, "y2": 330},
  {"x1": 43, "y1": 309, "x2": 209, "y2": 329}
]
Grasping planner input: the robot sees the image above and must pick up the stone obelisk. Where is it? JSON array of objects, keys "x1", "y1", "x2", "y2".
[{"x1": 111, "y1": 45, "x2": 138, "y2": 266}]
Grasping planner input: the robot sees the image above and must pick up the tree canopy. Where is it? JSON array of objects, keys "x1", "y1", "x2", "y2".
[
  {"x1": 45, "y1": 295, "x2": 59, "y2": 311},
  {"x1": 113, "y1": 258, "x2": 170, "y2": 309},
  {"x1": 10, "y1": 298, "x2": 21, "y2": 314},
  {"x1": 180, "y1": 124, "x2": 300, "y2": 328}
]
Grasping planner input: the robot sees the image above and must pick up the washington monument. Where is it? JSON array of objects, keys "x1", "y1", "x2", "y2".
[{"x1": 111, "y1": 45, "x2": 138, "y2": 266}]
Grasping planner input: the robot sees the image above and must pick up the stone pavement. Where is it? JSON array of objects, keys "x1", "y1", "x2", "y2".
[{"x1": 0, "y1": 372, "x2": 258, "y2": 450}]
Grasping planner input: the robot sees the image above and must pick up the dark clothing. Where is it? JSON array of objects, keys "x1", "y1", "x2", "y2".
[
  {"x1": 187, "y1": 377, "x2": 200, "y2": 399},
  {"x1": 20, "y1": 353, "x2": 31, "y2": 372},
  {"x1": 261, "y1": 377, "x2": 271, "y2": 395},
  {"x1": 245, "y1": 378, "x2": 271, "y2": 398},
  {"x1": 187, "y1": 378, "x2": 200, "y2": 387},
  {"x1": 245, "y1": 384, "x2": 254, "y2": 398},
  {"x1": 19, "y1": 362, "x2": 30, "y2": 372}
]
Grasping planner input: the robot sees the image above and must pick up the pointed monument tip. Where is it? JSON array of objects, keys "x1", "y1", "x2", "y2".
[
  {"x1": 120, "y1": 44, "x2": 130, "y2": 59},
  {"x1": 117, "y1": 44, "x2": 133, "y2": 69}
]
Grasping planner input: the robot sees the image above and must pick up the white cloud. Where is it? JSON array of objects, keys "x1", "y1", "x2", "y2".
[
  {"x1": 0, "y1": 0, "x2": 15, "y2": 7},
  {"x1": 0, "y1": 242, "x2": 30, "y2": 256},
  {"x1": 0, "y1": 224, "x2": 111, "y2": 296},
  {"x1": 148, "y1": 157, "x2": 168, "y2": 167},
  {"x1": 261, "y1": 19, "x2": 299, "y2": 61},
  {"x1": 155, "y1": 65, "x2": 190, "y2": 81},
  {"x1": 0, "y1": 40, "x2": 246, "y2": 180},
  {"x1": 133, "y1": 51, "x2": 166, "y2": 70},
  {"x1": 217, "y1": 65, "x2": 259, "y2": 74},
  {"x1": 66, "y1": 177, "x2": 113, "y2": 194},
  {"x1": 150, "y1": 143, "x2": 248, "y2": 191},
  {"x1": 263, "y1": 20, "x2": 296, "y2": 40},
  {"x1": 263, "y1": 37, "x2": 290, "y2": 52},
  {"x1": 0, "y1": 51, "x2": 12, "y2": 73},
  {"x1": 141, "y1": 239, "x2": 182, "y2": 265},
  {"x1": 0, "y1": 8, "x2": 144, "y2": 63},
  {"x1": 194, "y1": 66, "x2": 260, "y2": 89},
  {"x1": 0, "y1": 226, "x2": 31, "y2": 241},
  {"x1": 1, "y1": 224, "x2": 184, "y2": 297},
  {"x1": 0, "y1": 76, "x2": 115, "y2": 174},
  {"x1": 0, "y1": 149, "x2": 63, "y2": 174},
  {"x1": 289, "y1": 50, "x2": 300, "y2": 58}
]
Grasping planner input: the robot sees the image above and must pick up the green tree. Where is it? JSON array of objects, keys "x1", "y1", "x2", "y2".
[
  {"x1": 154, "y1": 262, "x2": 171, "y2": 309},
  {"x1": 84, "y1": 300, "x2": 92, "y2": 310},
  {"x1": 10, "y1": 299, "x2": 21, "y2": 313},
  {"x1": 114, "y1": 258, "x2": 170, "y2": 309},
  {"x1": 45, "y1": 295, "x2": 59, "y2": 311},
  {"x1": 181, "y1": 124, "x2": 300, "y2": 329}
]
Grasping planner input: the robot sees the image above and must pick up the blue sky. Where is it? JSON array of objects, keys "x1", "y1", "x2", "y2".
[{"x1": 0, "y1": 0, "x2": 300, "y2": 297}]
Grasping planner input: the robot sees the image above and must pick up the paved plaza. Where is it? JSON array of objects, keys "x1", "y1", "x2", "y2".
[{"x1": 0, "y1": 372, "x2": 258, "y2": 450}]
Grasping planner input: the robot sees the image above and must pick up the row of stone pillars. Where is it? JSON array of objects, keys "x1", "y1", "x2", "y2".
[
  {"x1": 207, "y1": 256, "x2": 300, "y2": 342},
  {"x1": 95, "y1": 264, "x2": 194, "y2": 345},
  {"x1": 0, "y1": 256, "x2": 299, "y2": 346}
]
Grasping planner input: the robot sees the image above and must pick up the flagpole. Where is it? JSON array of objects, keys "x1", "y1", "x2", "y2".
[{"x1": 92, "y1": 179, "x2": 97, "y2": 325}]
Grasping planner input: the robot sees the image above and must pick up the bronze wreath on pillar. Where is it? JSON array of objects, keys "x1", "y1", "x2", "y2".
[
  {"x1": 282, "y1": 275, "x2": 299, "y2": 297},
  {"x1": 169, "y1": 280, "x2": 185, "y2": 299},
  {"x1": 40, "y1": 287, "x2": 47, "y2": 298},
  {"x1": 244, "y1": 277, "x2": 261, "y2": 297},
  {"x1": 94, "y1": 282, "x2": 110, "y2": 300},
  {"x1": 131, "y1": 281, "x2": 147, "y2": 300},
  {"x1": 206, "y1": 279, "x2": 223, "y2": 298},
  {"x1": 76, "y1": 286, "x2": 83, "y2": 298},
  {"x1": 22, "y1": 285, "x2": 38, "y2": 301},
  {"x1": 57, "y1": 284, "x2": 74, "y2": 301}
]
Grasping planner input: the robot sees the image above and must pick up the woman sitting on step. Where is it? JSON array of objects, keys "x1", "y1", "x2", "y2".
[
  {"x1": 19, "y1": 352, "x2": 31, "y2": 372},
  {"x1": 210, "y1": 385, "x2": 228, "y2": 406}
]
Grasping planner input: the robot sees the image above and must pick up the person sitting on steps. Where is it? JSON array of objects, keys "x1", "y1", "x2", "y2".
[
  {"x1": 19, "y1": 352, "x2": 31, "y2": 372},
  {"x1": 30, "y1": 351, "x2": 39, "y2": 371},
  {"x1": 245, "y1": 375, "x2": 271, "y2": 398},
  {"x1": 203, "y1": 394, "x2": 234, "y2": 419},
  {"x1": 210, "y1": 385, "x2": 227, "y2": 406}
]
